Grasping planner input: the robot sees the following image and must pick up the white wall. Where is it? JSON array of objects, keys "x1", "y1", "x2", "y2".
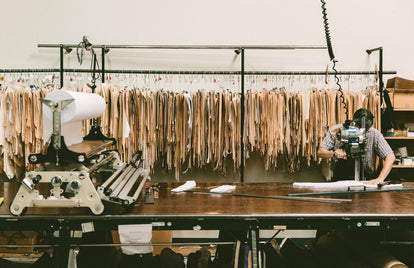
[{"x1": 1, "y1": 0, "x2": 413, "y2": 80}]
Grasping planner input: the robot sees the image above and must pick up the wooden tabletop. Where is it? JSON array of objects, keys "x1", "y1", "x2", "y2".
[{"x1": 1, "y1": 182, "x2": 414, "y2": 218}]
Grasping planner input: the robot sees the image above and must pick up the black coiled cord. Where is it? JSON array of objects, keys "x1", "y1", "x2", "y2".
[
  {"x1": 320, "y1": 0, "x2": 349, "y2": 120},
  {"x1": 332, "y1": 60, "x2": 348, "y2": 119},
  {"x1": 321, "y1": 0, "x2": 335, "y2": 61}
]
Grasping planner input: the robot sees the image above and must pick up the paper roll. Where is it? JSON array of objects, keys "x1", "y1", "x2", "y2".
[
  {"x1": 42, "y1": 90, "x2": 106, "y2": 146},
  {"x1": 43, "y1": 90, "x2": 106, "y2": 123}
]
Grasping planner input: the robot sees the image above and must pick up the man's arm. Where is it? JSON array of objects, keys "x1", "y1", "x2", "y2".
[
  {"x1": 363, "y1": 129, "x2": 396, "y2": 185},
  {"x1": 318, "y1": 125, "x2": 347, "y2": 160},
  {"x1": 317, "y1": 147, "x2": 347, "y2": 160},
  {"x1": 363, "y1": 153, "x2": 396, "y2": 185}
]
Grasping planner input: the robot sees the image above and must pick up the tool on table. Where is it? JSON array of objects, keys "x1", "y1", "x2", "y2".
[
  {"x1": 184, "y1": 190, "x2": 352, "y2": 204},
  {"x1": 144, "y1": 187, "x2": 155, "y2": 204},
  {"x1": 377, "y1": 181, "x2": 390, "y2": 188}
]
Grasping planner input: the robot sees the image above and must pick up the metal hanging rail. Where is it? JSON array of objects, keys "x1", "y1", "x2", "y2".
[
  {"x1": 2, "y1": 42, "x2": 395, "y2": 183},
  {"x1": 0, "y1": 68, "x2": 397, "y2": 76},
  {"x1": 38, "y1": 44, "x2": 328, "y2": 50}
]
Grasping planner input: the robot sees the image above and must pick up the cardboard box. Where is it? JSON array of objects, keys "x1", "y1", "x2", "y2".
[
  {"x1": 0, "y1": 231, "x2": 37, "y2": 253},
  {"x1": 386, "y1": 77, "x2": 414, "y2": 90},
  {"x1": 394, "y1": 91, "x2": 414, "y2": 109},
  {"x1": 394, "y1": 129, "x2": 407, "y2": 137},
  {"x1": 386, "y1": 88, "x2": 414, "y2": 110}
]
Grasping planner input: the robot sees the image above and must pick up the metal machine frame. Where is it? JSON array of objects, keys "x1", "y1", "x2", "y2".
[{"x1": 9, "y1": 94, "x2": 150, "y2": 216}]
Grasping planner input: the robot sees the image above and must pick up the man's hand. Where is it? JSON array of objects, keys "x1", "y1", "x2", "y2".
[
  {"x1": 362, "y1": 178, "x2": 383, "y2": 185},
  {"x1": 334, "y1": 149, "x2": 347, "y2": 159}
]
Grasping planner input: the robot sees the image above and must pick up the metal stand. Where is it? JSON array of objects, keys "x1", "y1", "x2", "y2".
[
  {"x1": 366, "y1": 47, "x2": 384, "y2": 107},
  {"x1": 29, "y1": 99, "x2": 87, "y2": 166},
  {"x1": 249, "y1": 226, "x2": 259, "y2": 268},
  {"x1": 54, "y1": 222, "x2": 70, "y2": 268}
]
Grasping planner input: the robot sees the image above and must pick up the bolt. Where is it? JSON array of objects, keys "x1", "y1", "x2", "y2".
[
  {"x1": 78, "y1": 155, "x2": 85, "y2": 162},
  {"x1": 29, "y1": 155, "x2": 38, "y2": 162}
]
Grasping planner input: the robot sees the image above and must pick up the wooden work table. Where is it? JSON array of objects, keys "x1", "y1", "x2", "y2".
[
  {"x1": 1, "y1": 182, "x2": 414, "y2": 231},
  {"x1": 1, "y1": 182, "x2": 414, "y2": 268}
]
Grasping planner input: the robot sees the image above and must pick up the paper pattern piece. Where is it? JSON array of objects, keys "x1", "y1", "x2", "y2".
[
  {"x1": 171, "y1": 180, "x2": 196, "y2": 192},
  {"x1": 210, "y1": 185, "x2": 236, "y2": 193},
  {"x1": 118, "y1": 224, "x2": 153, "y2": 255}
]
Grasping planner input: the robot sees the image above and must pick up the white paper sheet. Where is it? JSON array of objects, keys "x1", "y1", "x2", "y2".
[
  {"x1": 293, "y1": 180, "x2": 403, "y2": 190},
  {"x1": 118, "y1": 224, "x2": 153, "y2": 255}
]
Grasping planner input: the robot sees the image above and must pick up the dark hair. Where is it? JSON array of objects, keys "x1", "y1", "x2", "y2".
[{"x1": 353, "y1": 108, "x2": 374, "y2": 129}]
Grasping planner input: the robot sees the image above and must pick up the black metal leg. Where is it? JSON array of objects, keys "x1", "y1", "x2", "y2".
[{"x1": 54, "y1": 223, "x2": 70, "y2": 268}]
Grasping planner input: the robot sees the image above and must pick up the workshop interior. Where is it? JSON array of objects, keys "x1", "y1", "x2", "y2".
[{"x1": 1, "y1": 0, "x2": 414, "y2": 267}]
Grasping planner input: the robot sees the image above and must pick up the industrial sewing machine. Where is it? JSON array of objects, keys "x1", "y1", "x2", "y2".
[
  {"x1": 10, "y1": 92, "x2": 150, "y2": 216},
  {"x1": 337, "y1": 118, "x2": 367, "y2": 181}
]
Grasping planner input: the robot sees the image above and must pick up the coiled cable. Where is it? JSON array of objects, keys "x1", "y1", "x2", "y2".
[{"x1": 320, "y1": 0, "x2": 349, "y2": 120}]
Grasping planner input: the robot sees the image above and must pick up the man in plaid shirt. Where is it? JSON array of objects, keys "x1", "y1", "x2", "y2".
[{"x1": 317, "y1": 108, "x2": 395, "y2": 185}]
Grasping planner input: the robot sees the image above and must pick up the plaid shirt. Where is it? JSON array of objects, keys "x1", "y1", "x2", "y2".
[{"x1": 320, "y1": 124, "x2": 393, "y2": 179}]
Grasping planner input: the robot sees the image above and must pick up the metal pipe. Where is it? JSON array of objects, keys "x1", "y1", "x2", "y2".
[
  {"x1": 101, "y1": 163, "x2": 127, "y2": 189},
  {"x1": 0, "y1": 242, "x2": 235, "y2": 248},
  {"x1": 379, "y1": 47, "x2": 384, "y2": 106},
  {"x1": 110, "y1": 166, "x2": 136, "y2": 198},
  {"x1": 0, "y1": 68, "x2": 60, "y2": 73},
  {"x1": 240, "y1": 48, "x2": 245, "y2": 183},
  {"x1": 0, "y1": 68, "x2": 397, "y2": 76},
  {"x1": 131, "y1": 170, "x2": 150, "y2": 200},
  {"x1": 101, "y1": 46, "x2": 106, "y2": 83},
  {"x1": 59, "y1": 45, "x2": 64, "y2": 87},
  {"x1": 72, "y1": 242, "x2": 235, "y2": 247},
  {"x1": 107, "y1": 165, "x2": 134, "y2": 194},
  {"x1": 366, "y1": 47, "x2": 385, "y2": 107},
  {"x1": 366, "y1": 47, "x2": 383, "y2": 54},
  {"x1": 38, "y1": 44, "x2": 327, "y2": 50},
  {"x1": 117, "y1": 168, "x2": 142, "y2": 200},
  {"x1": 184, "y1": 190, "x2": 352, "y2": 204}
]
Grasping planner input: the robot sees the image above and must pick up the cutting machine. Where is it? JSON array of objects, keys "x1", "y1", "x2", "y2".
[
  {"x1": 337, "y1": 118, "x2": 367, "y2": 181},
  {"x1": 10, "y1": 94, "x2": 150, "y2": 216}
]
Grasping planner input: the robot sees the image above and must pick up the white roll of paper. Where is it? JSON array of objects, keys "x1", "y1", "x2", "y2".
[
  {"x1": 43, "y1": 90, "x2": 106, "y2": 123},
  {"x1": 42, "y1": 90, "x2": 106, "y2": 146}
]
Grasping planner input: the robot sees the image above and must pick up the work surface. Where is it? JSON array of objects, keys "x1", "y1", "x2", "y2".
[{"x1": 1, "y1": 182, "x2": 414, "y2": 230}]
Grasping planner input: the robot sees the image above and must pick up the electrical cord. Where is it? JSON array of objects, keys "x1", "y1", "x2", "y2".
[
  {"x1": 76, "y1": 36, "x2": 101, "y2": 90},
  {"x1": 320, "y1": 0, "x2": 349, "y2": 120},
  {"x1": 332, "y1": 60, "x2": 348, "y2": 120},
  {"x1": 76, "y1": 37, "x2": 87, "y2": 65}
]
